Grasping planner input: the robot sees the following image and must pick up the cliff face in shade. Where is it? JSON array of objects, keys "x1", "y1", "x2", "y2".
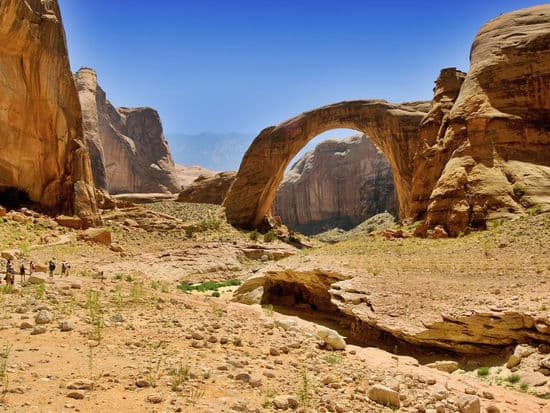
[
  {"x1": 273, "y1": 135, "x2": 397, "y2": 234},
  {"x1": 413, "y1": 5, "x2": 550, "y2": 236},
  {"x1": 75, "y1": 68, "x2": 180, "y2": 194},
  {"x1": 178, "y1": 171, "x2": 237, "y2": 204},
  {"x1": 0, "y1": 0, "x2": 99, "y2": 224}
]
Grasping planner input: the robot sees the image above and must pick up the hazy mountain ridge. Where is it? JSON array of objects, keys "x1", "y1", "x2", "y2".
[{"x1": 168, "y1": 132, "x2": 253, "y2": 171}]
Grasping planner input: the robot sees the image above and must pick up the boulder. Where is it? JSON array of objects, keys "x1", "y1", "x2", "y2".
[
  {"x1": 317, "y1": 327, "x2": 346, "y2": 350},
  {"x1": 78, "y1": 228, "x2": 112, "y2": 246},
  {"x1": 1, "y1": 249, "x2": 20, "y2": 261},
  {"x1": 178, "y1": 171, "x2": 236, "y2": 204},
  {"x1": 367, "y1": 384, "x2": 400, "y2": 409},
  {"x1": 456, "y1": 394, "x2": 481, "y2": 413},
  {"x1": 55, "y1": 215, "x2": 84, "y2": 230}
]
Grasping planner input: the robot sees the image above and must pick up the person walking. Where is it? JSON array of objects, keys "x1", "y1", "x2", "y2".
[
  {"x1": 48, "y1": 259, "x2": 56, "y2": 280},
  {"x1": 29, "y1": 261, "x2": 35, "y2": 276},
  {"x1": 19, "y1": 260, "x2": 26, "y2": 284}
]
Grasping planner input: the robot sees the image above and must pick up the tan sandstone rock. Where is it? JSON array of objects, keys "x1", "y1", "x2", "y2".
[
  {"x1": 178, "y1": 171, "x2": 237, "y2": 204},
  {"x1": 273, "y1": 134, "x2": 397, "y2": 234},
  {"x1": 225, "y1": 5, "x2": 550, "y2": 234},
  {"x1": 75, "y1": 68, "x2": 180, "y2": 194},
  {"x1": 0, "y1": 0, "x2": 99, "y2": 225}
]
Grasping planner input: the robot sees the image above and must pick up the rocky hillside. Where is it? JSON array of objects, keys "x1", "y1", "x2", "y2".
[
  {"x1": 273, "y1": 134, "x2": 397, "y2": 234},
  {"x1": 75, "y1": 68, "x2": 180, "y2": 195},
  {"x1": 0, "y1": 0, "x2": 99, "y2": 225}
]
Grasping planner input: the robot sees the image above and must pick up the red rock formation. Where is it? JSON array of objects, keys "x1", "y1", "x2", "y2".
[
  {"x1": 273, "y1": 134, "x2": 397, "y2": 234},
  {"x1": 0, "y1": 0, "x2": 99, "y2": 225},
  {"x1": 224, "y1": 100, "x2": 429, "y2": 229},
  {"x1": 414, "y1": 5, "x2": 550, "y2": 235},
  {"x1": 225, "y1": 5, "x2": 550, "y2": 234},
  {"x1": 75, "y1": 68, "x2": 180, "y2": 194},
  {"x1": 178, "y1": 171, "x2": 237, "y2": 205}
]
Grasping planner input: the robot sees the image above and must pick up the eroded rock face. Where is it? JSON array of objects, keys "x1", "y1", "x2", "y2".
[
  {"x1": 75, "y1": 68, "x2": 180, "y2": 194},
  {"x1": 273, "y1": 134, "x2": 397, "y2": 234},
  {"x1": 178, "y1": 171, "x2": 237, "y2": 204},
  {"x1": 224, "y1": 100, "x2": 430, "y2": 229},
  {"x1": 225, "y1": 5, "x2": 550, "y2": 234},
  {"x1": 414, "y1": 5, "x2": 550, "y2": 236},
  {"x1": 0, "y1": 0, "x2": 99, "y2": 224}
]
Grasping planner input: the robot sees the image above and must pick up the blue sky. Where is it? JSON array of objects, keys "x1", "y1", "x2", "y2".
[{"x1": 59, "y1": 0, "x2": 542, "y2": 167}]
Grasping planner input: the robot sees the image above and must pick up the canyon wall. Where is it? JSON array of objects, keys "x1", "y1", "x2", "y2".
[
  {"x1": 75, "y1": 68, "x2": 180, "y2": 195},
  {"x1": 273, "y1": 135, "x2": 397, "y2": 234},
  {"x1": 0, "y1": 0, "x2": 99, "y2": 224}
]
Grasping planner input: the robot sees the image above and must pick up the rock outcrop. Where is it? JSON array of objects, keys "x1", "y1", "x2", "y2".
[
  {"x1": 273, "y1": 134, "x2": 397, "y2": 234},
  {"x1": 0, "y1": 0, "x2": 99, "y2": 225},
  {"x1": 224, "y1": 100, "x2": 430, "y2": 229},
  {"x1": 178, "y1": 171, "x2": 237, "y2": 204},
  {"x1": 225, "y1": 5, "x2": 550, "y2": 234},
  {"x1": 413, "y1": 5, "x2": 550, "y2": 236},
  {"x1": 75, "y1": 68, "x2": 180, "y2": 194}
]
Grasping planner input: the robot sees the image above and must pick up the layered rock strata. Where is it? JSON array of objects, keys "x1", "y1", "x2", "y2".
[
  {"x1": 0, "y1": 0, "x2": 99, "y2": 225},
  {"x1": 75, "y1": 68, "x2": 180, "y2": 194},
  {"x1": 234, "y1": 268, "x2": 550, "y2": 355},
  {"x1": 273, "y1": 134, "x2": 397, "y2": 234}
]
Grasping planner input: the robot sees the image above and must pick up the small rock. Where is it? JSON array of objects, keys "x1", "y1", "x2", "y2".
[
  {"x1": 136, "y1": 378, "x2": 151, "y2": 388},
  {"x1": 426, "y1": 360, "x2": 459, "y2": 373},
  {"x1": 19, "y1": 321, "x2": 33, "y2": 330},
  {"x1": 317, "y1": 327, "x2": 346, "y2": 350},
  {"x1": 66, "y1": 391, "x2": 84, "y2": 400},
  {"x1": 67, "y1": 379, "x2": 94, "y2": 390},
  {"x1": 456, "y1": 394, "x2": 480, "y2": 413},
  {"x1": 146, "y1": 393, "x2": 163, "y2": 404},
  {"x1": 35, "y1": 310, "x2": 53, "y2": 325},
  {"x1": 272, "y1": 395, "x2": 298, "y2": 410},
  {"x1": 485, "y1": 404, "x2": 501, "y2": 413},
  {"x1": 31, "y1": 326, "x2": 46, "y2": 335},
  {"x1": 367, "y1": 384, "x2": 400, "y2": 409},
  {"x1": 59, "y1": 321, "x2": 74, "y2": 332}
]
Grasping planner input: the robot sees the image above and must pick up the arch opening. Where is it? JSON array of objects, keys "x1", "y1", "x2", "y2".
[{"x1": 272, "y1": 129, "x2": 399, "y2": 235}]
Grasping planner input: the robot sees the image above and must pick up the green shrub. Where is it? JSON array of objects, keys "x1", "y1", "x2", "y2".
[
  {"x1": 506, "y1": 374, "x2": 520, "y2": 384},
  {"x1": 211, "y1": 291, "x2": 220, "y2": 298},
  {"x1": 249, "y1": 230, "x2": 260, "y2": 241},
  {"x1": 513, "y1": 184, "x2": 526, "y2": 198},
  {"x1": 263, "y1": 230, "x2": 277, "y2": 243},
  {"x1": 477, "y1": 366, "x2": 490, "y2": 377},
  {"x1": 177, "y1": 279, "x2": 241, "y2": 292}
]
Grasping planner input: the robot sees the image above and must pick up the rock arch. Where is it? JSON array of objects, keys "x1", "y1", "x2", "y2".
[{"x1": 224, "y1": 99, "x2": 430, "y2": 229}]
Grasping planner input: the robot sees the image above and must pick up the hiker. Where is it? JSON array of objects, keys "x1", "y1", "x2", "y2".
[
  {"x1": 19, "y1": 260, "x2": 26, "y2": 284},
  {"x1": 5, "y1": 261, "x2": 14, "y2": 285},
  {"x1": 48, "y1": 259, "x2": 56, "y2": 279},
  {"x1": 29, "y1": 261, "x2": 35, "y2": 276},
  {"x1": 61, "y1": 262, "x2": 66, "y2": 276},
  {"x1": 65, "y1": 262, "x2": 71, "y2": 277}
]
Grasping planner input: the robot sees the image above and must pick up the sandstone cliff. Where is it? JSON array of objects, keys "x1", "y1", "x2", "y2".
[
  {"x1": 225, "y1": 5, "x2": 550, "y2": 235},
  {"x1": 178, "y1": 171, "x2": 237, "y2": 205},
  {"x1": 0, "y1": 0, "x2": 99, "y2": 225},
  {"x1": 413, "y1": 5, "x2": 550, "y2": 236},
  {"x1": 75, "y1": 68, "x2": 180, "y2": 194},
  {"x1": 273, "y1": 135, "x2": 397, "y2": 234}
]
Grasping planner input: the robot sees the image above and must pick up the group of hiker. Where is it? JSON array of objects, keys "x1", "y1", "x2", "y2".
[{"x1": 3, "y1": 258, "x2": 71, "y2": 285}]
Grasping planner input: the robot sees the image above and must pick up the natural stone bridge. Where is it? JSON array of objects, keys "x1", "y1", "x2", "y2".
[{"x1": 224, "y1": 99, "x2": 430, "y2": 229}]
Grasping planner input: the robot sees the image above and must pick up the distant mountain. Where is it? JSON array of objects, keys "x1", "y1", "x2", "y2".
[{"x1": 167, "y1": 132, "x2": 253, "y2": 171}]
